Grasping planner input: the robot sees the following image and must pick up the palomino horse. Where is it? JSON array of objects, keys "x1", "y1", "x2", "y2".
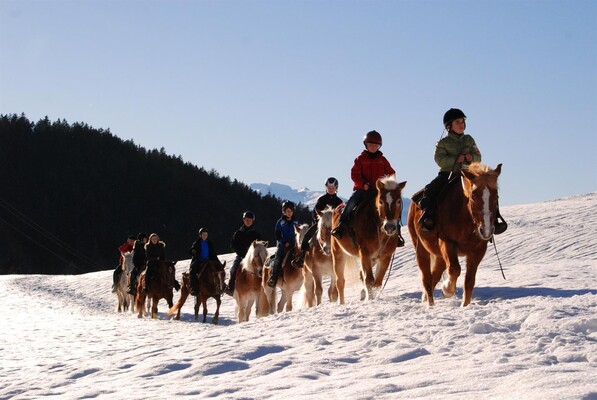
[
  {"x1": 167, "y1": 260, "x2": 226, "y2": 324},
  {"x1": 332, "y1": 175, "x2": 407, "y2": 304},
  {"x1": 135, "y1": 260, "x2": 177, "y2": 318},
  {"x1": 407, "y1": 163, "x2": 502, "y2": 307},
  {"x1": 302, "y1": 207, "x2": 338, "y2": 307},
  {"x1": 233, "y1": 240, "x2": 270, "y2": 323},
  {"x1": 262, "y1": 226, "x2": 305, "y2": 314},
  {"x1": 115, "y1": 252, "x2": 134, "y2": 312}
]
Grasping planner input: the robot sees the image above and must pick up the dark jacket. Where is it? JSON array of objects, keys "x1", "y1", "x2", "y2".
[
  {"x1": 312, "y1": 193, "x2": 343, "y2": 223},
  {"x1": 190, "y1": 239, "x2": 218, "y2": 262},
  {"x1": 275, "y1": 215, "x2": 298, "y2": 247},
  {"x1": 145, "y1": 241, "x2": 166, "y2": 261},
  {"x1": 230, "y1": 225, "x2": 261, "y2": 257},
  {"x1": 132, "y1": 240, "x2": 147, "y2": 268}
]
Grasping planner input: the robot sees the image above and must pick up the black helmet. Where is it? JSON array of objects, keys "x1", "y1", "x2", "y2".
[
  {"x1": 363, "y1": 130, "x2": 382, "y2": 148},
  {"x1": 198, "y1": 227, "x2": 208, "y2": 235},
  {"x1": 127, "y1": 235, "x2": 136, "y2": 241},
  {"x1": 282, "y1": 200, "x2": 295, "y2": 211},
  {"x1": 243, "y1": 211, "x2": 255, "y2": 220},
  {"x1": 325, "y1": 177, "x2": 338, "y2": 189},
  {"x1": 443, "y1": 108, "x2": 466, "y2": 128},
  {"x1": 137, "y1": 232, "x2": 147, "y2": 240}
]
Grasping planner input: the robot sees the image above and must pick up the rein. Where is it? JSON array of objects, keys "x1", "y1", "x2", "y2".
[{"x1": 491, "y1": 237, "x2": 507, "y2": 280}]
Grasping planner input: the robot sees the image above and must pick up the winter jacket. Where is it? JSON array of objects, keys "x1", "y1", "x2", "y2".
[
  {"x1": 118, "y1": 241, "x2": 134, "y2": 264},
  {"x1": 312, "y1": 193, "x2": 343, "y2": 223},
  {"x1": 230, "y1": 225, "x2": 261, "y2": 257},
  {"x1": 275, "y1": 215, "x2": 299, "y2": 247},
  {"x1": 132, "y1": 240, "x2": 147, "y2": 269},
  {"x1": 145, "y1": 241, "x2": 166, "y2": 262},
  {"x1": 350, "y1": 150, "x2": 396, "y2": 191},
  {"x1": 434, "y1": 132, "x2": 482, "y2": 173},
  {"x1": 190, "y1": 239, "x2": 217, "y2": 262}
]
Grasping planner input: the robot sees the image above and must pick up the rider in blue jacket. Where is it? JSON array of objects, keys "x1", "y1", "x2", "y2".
[{"x1": 267, "y1": 200, "x2": 299, "y2": 287}]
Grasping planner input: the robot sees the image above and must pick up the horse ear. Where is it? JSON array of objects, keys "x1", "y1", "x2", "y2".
[
  {"x1": 376, "y1": 179, "x2": 384, "y2": 191},
  {"x1": 398, "y1": 181, "x2": 407, "y2": 190},
  {"x1": 315, "y1": 209, "x2": 323, "y2": 218},
  {"x1": 462, "y1": 169, "x2": 475, "y2": 182},
  {"x1": 494, "y1": 163, "x2": 502, "y2": 176}
]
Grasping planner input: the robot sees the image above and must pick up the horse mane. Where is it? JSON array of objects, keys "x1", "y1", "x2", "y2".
[
  {"x1": 242, "y1": 240, "x2": 268, "y2": 274},
  {"x1": 317, "y1": 206, "x2": 333, "y2": 230},
  {"x1": 378, "y1": 174, "x2": 399, "y2": 190},
  {"x1": 464, "y1": 163, "x2": 499, "y2": 190}
]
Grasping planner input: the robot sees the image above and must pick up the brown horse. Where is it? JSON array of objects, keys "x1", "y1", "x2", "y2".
[
  {"x1": 302, "y1": 207, "x2": 338, "y2": 307},
  {"x1": 135, "y1": 260, "x2": 177, "y2": 318},
  {"x1": 167, "y1": 260, "x2": 226, "y2": 324},
  {"x1": 262, "y1": 225, "x2": 305, "y2": 314},
  {"x1": 408, "y1": 163, "x2": 502, "y2": 307},
  {"x1": 332, "y1": 175, "x2": 407, "y2": 304},
  {"x1": 233, "y1": 240, "x2": 270, "y2": 323}
]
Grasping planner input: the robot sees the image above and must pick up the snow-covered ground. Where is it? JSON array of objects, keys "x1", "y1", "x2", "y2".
[{"x1": 1, "y1": 193, "x2": 596, "y2": 399}]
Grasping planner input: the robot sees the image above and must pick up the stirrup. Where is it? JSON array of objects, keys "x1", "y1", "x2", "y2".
[
  {"x1": 291, "y1": 255, "x2": 304, "y2": 269},
  {"x1": 331, "y1": 223, "x2": 346, "y2": 239}
]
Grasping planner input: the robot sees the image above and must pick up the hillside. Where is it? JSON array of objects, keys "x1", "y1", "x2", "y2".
[
  {"x1": 1, "y1": 193, "x2": 595, "y2": 399},
  {"x1": 0, "y1": 114, "x2": 310, "y2": 275}
]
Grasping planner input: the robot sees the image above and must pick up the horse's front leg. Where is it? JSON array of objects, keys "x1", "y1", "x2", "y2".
[
  {"x1": 302, "y1": 267, "x2": 316, "y2": 307},
  {"x1": 202, "y1": 298, "x2": 208, "y2": 323},
  {"x1": 151, "y1": 297, "x2": 158, "y2": 318},
  {"x1": 439, "y1": 240, "x2": 460, "y2": 298},
  {"x1": 213, "y1": 296, "x2": 221, "y2": 324},
  {"x1": 277, "y1": 290, "x2": 286, "y2": 313},
  {"x1": 359, "y1": 253, "x2": 375, "y2": 300},
  {"x1": 194, "y1": 296, "x2": 200, "y2": 321},
  {"x1": 332, "y1": 245, "x2": 346, "y2": 304},
  {"x1": 462, "y1": 248, "x2": 486, "y2": 306}
]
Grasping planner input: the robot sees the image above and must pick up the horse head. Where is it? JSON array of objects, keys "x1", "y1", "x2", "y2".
[
  {"x1": 315, "y1": 206, "x2": 334, "y2": 255},
  {"x1": 243, "y1": 240, "x2": 269, "y2": 274},
  {"x1": 461, "y1": 163, "x2": 502, "y2": 241},
  {"x1": 375, "y1": 175, "x2": 407, "y2": 236},
  {"x1": 122, "y1": 252, "x2": 134, "y2": 274},
  {"x1": 208, "y1": 260, "x2": 227, "y2": 295}
]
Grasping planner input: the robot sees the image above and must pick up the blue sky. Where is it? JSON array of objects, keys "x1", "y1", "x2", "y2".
[{"x1": 1, "y1": 0, "x2": 595, "y2": 206}]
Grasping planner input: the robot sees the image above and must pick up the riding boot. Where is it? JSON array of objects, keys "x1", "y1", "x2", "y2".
[
  {"x1": 291, "y1": 250, "x2": 306, "y2": 269},
  {"x1": 189, "y1": 266, "x2": 198, "y2": 296},
  {"x1": 494, "y1": 209, "x2": 508, "y2": 235},
  {"x1": 396, "y1": 227, "x2": 405, "y2": 247},
  {"x1": 112, "y1": 265, "x2": 122, "y2": 293},
  {"x1": 417, "y1": 209, "x2": 434, "y2": 232},
  {"x1": 331, "y1": 222, "x2": 347, "y2": 239},
  {"x1": 267, "y1": 259, "x2": 282, "y2": 288},
  {"x1": 127, "y1": 269, "x2": 138, "y2": 294}
]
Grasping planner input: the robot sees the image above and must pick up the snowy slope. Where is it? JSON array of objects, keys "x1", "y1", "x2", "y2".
[{"x1": 1, "y1": 193, "x2": 596, "y2": 399}]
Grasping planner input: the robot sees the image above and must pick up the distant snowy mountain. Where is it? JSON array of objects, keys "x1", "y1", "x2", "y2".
[{"x1": 250, "y1": 182, "x2": 410, "y2": 221}]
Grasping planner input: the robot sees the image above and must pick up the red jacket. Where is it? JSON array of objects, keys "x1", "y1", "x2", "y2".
[
  {"x1": 351, "y1": 150, "x2": 395, "y2": 191},
  {"x1": 118, "y1": 241, "x2": 134, "y2": 264}
]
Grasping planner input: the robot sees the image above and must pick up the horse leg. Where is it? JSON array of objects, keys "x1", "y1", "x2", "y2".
[
  {"x1": 285, "y1": 291, "x2": 294, "y2": 312},
  {"x1": 194, "y1": 296, "x2": 200, "y2": 321},
  {"x1": 277, "y1": 290, "x2": 286, "y2": 313},
  {"x1": 415, "y1": 240, "x2": 434, "y2": 306},
  {"x1": 151, "y1": 297, "x2": 158, "y2": 319},
  {"x1": 439, "y1": 241, "x2": 461, "y2": 299},
  {"x1": 360, "y1": 256, "x2": 375, "y2": 300},
  {"x1": 430, "y1": 254, "x2": 446, "y2": 293},
  {"x1": 332, "y1": 246, "x2": 347, "y2": 305},
  {"x1": 202, "y1": 297, "x2": 208, "y2": 323},
  {"x1": 462, "y1": 250, "x2": 486, "y2": 306},
  {"x1": 302, "y1": 267, "x2": 316, "y2": 308},
  {"x1": 328, "y1": 273, "x2": 338, "y2": 303},
  {"x1": 213, "y1": 296, "x2": 221, "y2": 324}
]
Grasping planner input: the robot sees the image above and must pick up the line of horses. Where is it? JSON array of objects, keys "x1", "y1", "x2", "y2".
[{"x1": 113, "y1": 162, "x2": 504, "y2": 323}]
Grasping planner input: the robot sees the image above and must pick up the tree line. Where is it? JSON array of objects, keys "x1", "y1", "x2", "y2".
[{"x1": 0, "y1": 114, "x2": 310, "y2": 275}]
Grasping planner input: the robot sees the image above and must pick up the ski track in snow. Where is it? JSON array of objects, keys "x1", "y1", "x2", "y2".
[{"x1": 1, "y1": 193, "x2": 596, "y2": 399}]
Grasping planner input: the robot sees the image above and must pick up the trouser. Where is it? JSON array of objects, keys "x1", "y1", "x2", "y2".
[
  {"x1": 419, "y1": 172, "x2": 450, "y2": 211},
  {"x1": 339, "y1": 189, "x2": 367, "y2": 224},
  {"x1": 189, "y1": 259, "x2": 207, "y2": 291},
  {"x1": 299, "y1": 224, "x2": 318, "y2": 252},
  {"x1": 228, "y1": 255, "x2": 243, "y2": 289},
  {"x1": 145, "y1": 259, "x2": 158, "y2": 290},
  {"x1": 129, "y1": 265, "x2": 142, "y2": 289},
  {"x1": 271, "y1": 244, "x2": 288, "y2": 283}
]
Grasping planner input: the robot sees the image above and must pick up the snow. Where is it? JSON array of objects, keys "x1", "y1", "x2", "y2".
[{"x1": 1, "y1": 193, "x2": 596, "y2": 399}]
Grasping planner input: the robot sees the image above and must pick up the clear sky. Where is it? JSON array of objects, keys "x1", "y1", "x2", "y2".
[{"x1": 1, "y1": 0, "x2": 595, "y2": 205}]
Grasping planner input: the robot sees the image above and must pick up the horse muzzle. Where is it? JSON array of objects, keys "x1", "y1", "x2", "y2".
[
  {"x1": 382, "y1": 221, "x2": 398, "y2": 236},
  {"x1": 477, "y1": 225, "x2": 494, "y2": 241}
]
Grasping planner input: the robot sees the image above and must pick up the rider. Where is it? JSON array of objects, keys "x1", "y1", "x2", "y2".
[
  {"x1": 292, "y1": 177, "x2": 343, "y2": 268},
  {"x1": 127, "y1": 232, "x2": 148, "y2": 294},
  {"x1": 331, "y1": 130, "x2": 396, "y2": 239},
  {"x1": 267, "y1": 200, "x2": 299, "y2": 288},
  {"x1": 189, "y1": 228, "x2": 220, "y2": 296},
  {"x1": 417, "y1": 108, "x2": 507, "y2": 234},
  {"x1": 111, "y1": 235, "x2": 135, "y2": 293},
  {"x1": 143, "y1": 233, "x2": 167, "y2": 292},
  {"x1": 225, "y1": 211, "x2": 261, "y2": 296}
]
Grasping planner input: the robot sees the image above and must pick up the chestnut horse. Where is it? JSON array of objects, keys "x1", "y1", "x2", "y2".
[
  {"x1": 135, "y1": 260, "x2": 177, "y2": 318},
  {"x1": 233, "y1": 240, "x2": 270, "y2": 323},
  {"x1": 302, "y1": 207, "x2": 338, "y2": 307},
  {"x1": 115, "y1": 252, "x2": 133, "y2": 312},
  {"x1": 262, "y1": 226, "x2": 305, "y2": 315},
  {"x1": 167, "y1": 260, "x2": 226, "y2": 324},
  {"x1": 332, "y1": 175, "x2": 407, "y2": 304},
  {"x1": 407, "y1": 163, "x2": 502, "y2": 307}
]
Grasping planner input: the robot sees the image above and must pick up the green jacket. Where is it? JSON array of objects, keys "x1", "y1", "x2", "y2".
[{"x1": 434, "y1": 132, "x2": 482, "y2": 172}]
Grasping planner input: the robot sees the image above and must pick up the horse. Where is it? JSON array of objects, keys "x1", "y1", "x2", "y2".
[
  {"x1": 135, "y1": 260, "x2": 177, "y2": 318},
  {"x1": 167, "y1": 260, "x2": 226, "y2": 324},
  {"x1": 407, "y1": 163, "x2": 502, "y2": 307},
  {"x1": 331, "y1": 175, "x2": 407, "y2": 304},
  {"x1": 115, "y1": 252, "x2": 134, "y2": 312},
  {"x1": 302, "y1": 206, "x2": 338, "y2": 307},
  {"x1": 262, "y1": 226, "x2": 305, "y2": 314},
  {"x1": 233, "y1": 240, "x2": 270, "y2": 323}
]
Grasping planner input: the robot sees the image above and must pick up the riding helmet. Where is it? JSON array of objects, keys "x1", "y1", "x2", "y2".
[
  {"x1": 282, "y1": 200, "x2": 295, "y2": 212},
  {"x1": 325, "y1": 177, "x2": 338, "y2": 189},
  {"x1": 198, "y1": 227, "x2": 208, "y2": 235},
  {"x1": 243, "y1": 211, "x2": 255, "y2": 220},
  {"x1": 443, "y1": 108, "x2": 466, "y2": 128},
  {"x1": 363, "y1": 130, "x2": 383, "y2": 148}
]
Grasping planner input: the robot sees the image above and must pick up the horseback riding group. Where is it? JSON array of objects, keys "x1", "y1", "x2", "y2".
[{"x1": 111, "y1": 108, "x2": 508, "y2": 321}]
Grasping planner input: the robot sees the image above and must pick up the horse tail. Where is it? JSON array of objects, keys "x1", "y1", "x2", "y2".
[{"x1": 167, "y1": 273, "x2": 190, "y2": 316}]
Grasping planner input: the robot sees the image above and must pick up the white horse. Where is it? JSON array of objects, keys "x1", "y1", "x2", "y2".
[
  {"x1": 302, "y1": 207, "x2": 338, "y2": 307},
  {"x1": 116, "y1": 252, "x2": 134, "y2": 312},
  {"x1": 233, "y1": 240, "x2": 270, "y2": 323}
]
